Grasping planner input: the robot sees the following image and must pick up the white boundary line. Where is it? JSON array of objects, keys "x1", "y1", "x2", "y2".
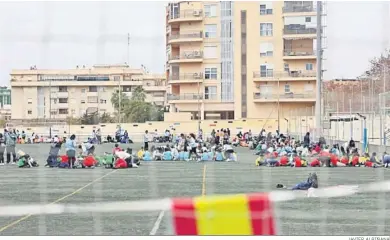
[{"x1": 149, "y1": 210, "x2": 165, "y2": 235}]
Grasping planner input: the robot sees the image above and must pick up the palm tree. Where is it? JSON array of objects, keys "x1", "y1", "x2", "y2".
[
  {"x1": 111, "y1": 89, "x2": 130, "y2": 111},
  {"x1": 131, "y1": 86, "x2": 146, "y2": 102}
]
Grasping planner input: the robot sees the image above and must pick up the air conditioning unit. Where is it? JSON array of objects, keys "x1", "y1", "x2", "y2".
[
  {"x1": 193, "y1": 73, "x2": 201, "y2": 79},
  {"x1": 193, "y1": 10, "x2": 200, "y2": 16},
  {"x1": 193, "y1": 51, "x2": 201, "y2": 57}
]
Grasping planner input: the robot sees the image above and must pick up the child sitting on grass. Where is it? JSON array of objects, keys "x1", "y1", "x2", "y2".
[
  {"x1": 137, "y1": 147, "x2": 145, "y2": 160},
  {"x1": 163, "y1": 147, "x2": 173, "y2": 161},
  {"x1": 17, "y1": 150, "x2": 39, "y2": 168},
  {"x1": 198, "y1": 150, "x2": 210, "y2": 162},
  {"x1": 143, "y1": 149, "x2": 152, "y2": 161}
]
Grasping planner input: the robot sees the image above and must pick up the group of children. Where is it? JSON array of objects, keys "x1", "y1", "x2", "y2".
[
  {"x1": 136, "y1": 143, "x2": 238, "y2": 162},
  {"x1": 255, "y1": 141, "x2": 390, "y2": 168},
  {"x1": 42, "y1": 137, "x2": 141, "y2": 169}
]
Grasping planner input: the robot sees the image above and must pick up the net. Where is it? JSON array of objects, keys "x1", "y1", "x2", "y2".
[{"x1": 0, "y1": 142, "x2": 389, "y2": 236}]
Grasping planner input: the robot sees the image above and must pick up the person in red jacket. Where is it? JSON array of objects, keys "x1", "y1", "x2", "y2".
[
  {"x1": 351, "y1": 155, "x2": 359, "y2": 166},
  {"x1": 83, "y1": 155, "x2": 97, "y2": 168},
  {"x1": 310, "y1": 158, "x2": 320, "y2": 167},
  {"x1": 114, "y1": 158, "x2": 127, "y2": 169},
  {"x1": 340, "y1": 156, "x2": 349, "y2": 165},
  {"x1": 294, "y1": 156, "x2": 302, "y2": 167},
  {"x1": 330, "y1": 154, "x2": 339, "y2": 167},
  {"x1": 279, "y1": 156, "x2": 289, "y2": 166}
]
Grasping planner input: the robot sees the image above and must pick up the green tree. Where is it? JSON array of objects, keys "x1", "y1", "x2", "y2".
[
  {"x1": 111, "y1": 89, "x2": 130, "y2": 112},
  {"x1": 131, "y1": 86, "x2": 146, "y2": 102},
  {"x1": 110, "y1": 86, "x2": 165, "y2": 123},
  {"x1": 100, "y1": 112, "x2": 115, "y2": 123}
]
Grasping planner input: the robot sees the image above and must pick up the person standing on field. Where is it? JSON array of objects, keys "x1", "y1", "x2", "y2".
[
  {"x1": 5, "y1": 128, "x2": 17, "y2": 164},
  {"x1": 144, "y1": 130, "x2": 149, "y2": 151}
]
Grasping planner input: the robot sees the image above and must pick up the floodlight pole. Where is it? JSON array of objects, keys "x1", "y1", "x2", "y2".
[{"x1": 315, "y1": 1, "x2": 323, "y2": 139}]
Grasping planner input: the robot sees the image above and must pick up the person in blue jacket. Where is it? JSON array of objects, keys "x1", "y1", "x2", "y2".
[
  {"x1": 163, "y1": 147, "x2": 173, "y2": 161},
  {"x1": 143, "y1": 150, "x2": 152, "y2": 161}
]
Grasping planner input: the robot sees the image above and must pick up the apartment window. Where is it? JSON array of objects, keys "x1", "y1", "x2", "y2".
[
  {"x1": 306, "y1": 63, "x2": 313, "y2": 71},
  {"x1": 88, "y1": 96, "x2": 98, "y2": 103},
  {"x1": 59, "y1": 86, "x2": 67, "y2": 92},
  {"x1": 100, "y1": 99, "x2": 107, "y2": 104},
  {"x1": 260, "y1": 64, "x2": 274, "y2": 77},
  {"x1": 81, "y1": 88, "x2": 86, "y2": 93},
  {"x1": 89, "y1": 86, "x2": 98, "y2": 92},
  {"x1": 260, "y1": 23, "x2": 273, "y2": 36},
  {"x1": 205, "y1": 86, "x2": 217, "y2": 100},
  {"x1": 260, "y1": 42, "x2": 274, "y2": 57},
  {"x1": 260, "y1": 4, "x2": 273, "y2": 15},
  {"x1": 50, "y1": 110, "x2": 57, "y2": 115},
  {"x1": 205, "y1": 24, "x2": 217, "y2": 38},
  {"x1": 58, "y1": 109, "x2": 68, "y2": 115},
  {"x1": 27, "y1": 98, "x2": 32, "y2": 104},
  {"x1": 284, "y1": 63, "x2": 290, "y2": 72},
  {"x1": 284, "y1": 84, "x2": 291, "y2": 93},
  {"x1": 81, "y1": 100, "x2": 86, "y2": 104},
  {"x1": 205, "y1": 4, "x2": 217, "y2": 17},
  {"x1": 205, "y1": 68, "x2": 218, "y2": 79},
  {"x1": 204, "y1": 46, "x2": 217, "y2": 59},
  {"x1": 305, "y1": 17, "x2": 311, "y2": 22},
  {"x1": 113, "y1": 76, "x2": 120, "y2": 81},
  {"x1": 27, "y1": 110, "x2": 32, "y2": 115},
  {"x1": 123, "y1": 86, "x2": 132, "y2": 92},
  {"x1": 58, "y1": 98, "x2": 68, "y2": 103}
]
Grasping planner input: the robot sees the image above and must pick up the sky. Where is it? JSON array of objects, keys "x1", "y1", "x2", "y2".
[{"x1": 0, "y1": 1, "x2": 387, "y2": 86}]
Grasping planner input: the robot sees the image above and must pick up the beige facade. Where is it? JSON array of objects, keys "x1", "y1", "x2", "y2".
[
  {"x1": 166, "y1": 1, "x2": 317, "y2": 121},
  {"x1": 10, "y1": 64, "x2": 166, "y2": 121}
]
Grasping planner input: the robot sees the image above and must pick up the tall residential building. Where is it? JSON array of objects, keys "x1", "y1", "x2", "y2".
[
  {"x1": 10, "y1": 64, "x2": 166, "y2": 121},
  {"x1": 166, "y1": 1, "x2": 319, "y2": 121}
]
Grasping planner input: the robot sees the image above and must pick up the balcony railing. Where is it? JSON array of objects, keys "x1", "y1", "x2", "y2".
[
  {"x1": 284, "y1": 50, "x2": 315, "y2": 57},
  {"x1": 167, "y1": 93, "x2": 203, "y2": 101},
  {"x1": 253, "y1": 92, "x2": 316, "y2": 100},
  {"x1": 168, "y1": 31, "x2": 203, "y2": 40},
  {"x1": 283, "y1": 28, "x2": 316, "y2": 35},
  {"x1": 169, "y1": 72, "x2": 204, "y2": 81},
  {"x1": 169, "y1": 51, "x2": 203, "y2": 60},
  {"x1": 170, "y1": 9, "x2": 203, "y2": 20},
  {"x1": 253, "y1": 71, "x2": 316, "y2": 79},
  {"x1": 283, "y1": 5, "x2": 315, "y2": 13}
]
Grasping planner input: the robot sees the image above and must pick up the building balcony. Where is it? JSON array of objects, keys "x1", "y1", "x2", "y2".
[
  {"x1": 168, "y1": 31, "x2": 203, "y2": 45},
  {"x1": 143, "y1": 84, "x2": 166, "y2": 92},
  {"x1": 252, "y1": 71, "x2": 316, "y2": 82},
  {"x1": 169, "y1": 51, "x2": 203, "y2": 64},
  {"x1": 167, "y1": 93, "x2": 203, "y2": 103},
  {"x1": 51, "y1": 91, "x2": 69, "y2": 98},
  {"x1": 166, "y1": 25, "x2": 171, "y2": 35},
  {"x1": 169, "y1": 72, "x2": 204, "y2": 84},
  {"x1": 168, "y1": 9, "x2": 203, "y2": 24},
  {"x1": 11, "y1": 80, "x2": 141, "y2": 87},
  {"x1": 282, "y1": 5, "x2": 316, "y2": 15},
  {"x1": 253, "y1": 92, "x2": 316, "y2": 103},
  {"x1": 87, "y1": 91, "x2": 99, "y2": 96},
  {"x1": 283, "y1": 50, "x2": 316, "y2": 60},
  {"x1": 283, "y1": 28, "x2": 317, "y2": 39}
]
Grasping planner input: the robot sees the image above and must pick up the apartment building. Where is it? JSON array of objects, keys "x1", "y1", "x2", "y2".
[
  {"x1": 166, "y1": 1, "x2": 319, "y2": 120},
  {"x1": 10, "y1": 64, "x2": 166, "y2": 121}
]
